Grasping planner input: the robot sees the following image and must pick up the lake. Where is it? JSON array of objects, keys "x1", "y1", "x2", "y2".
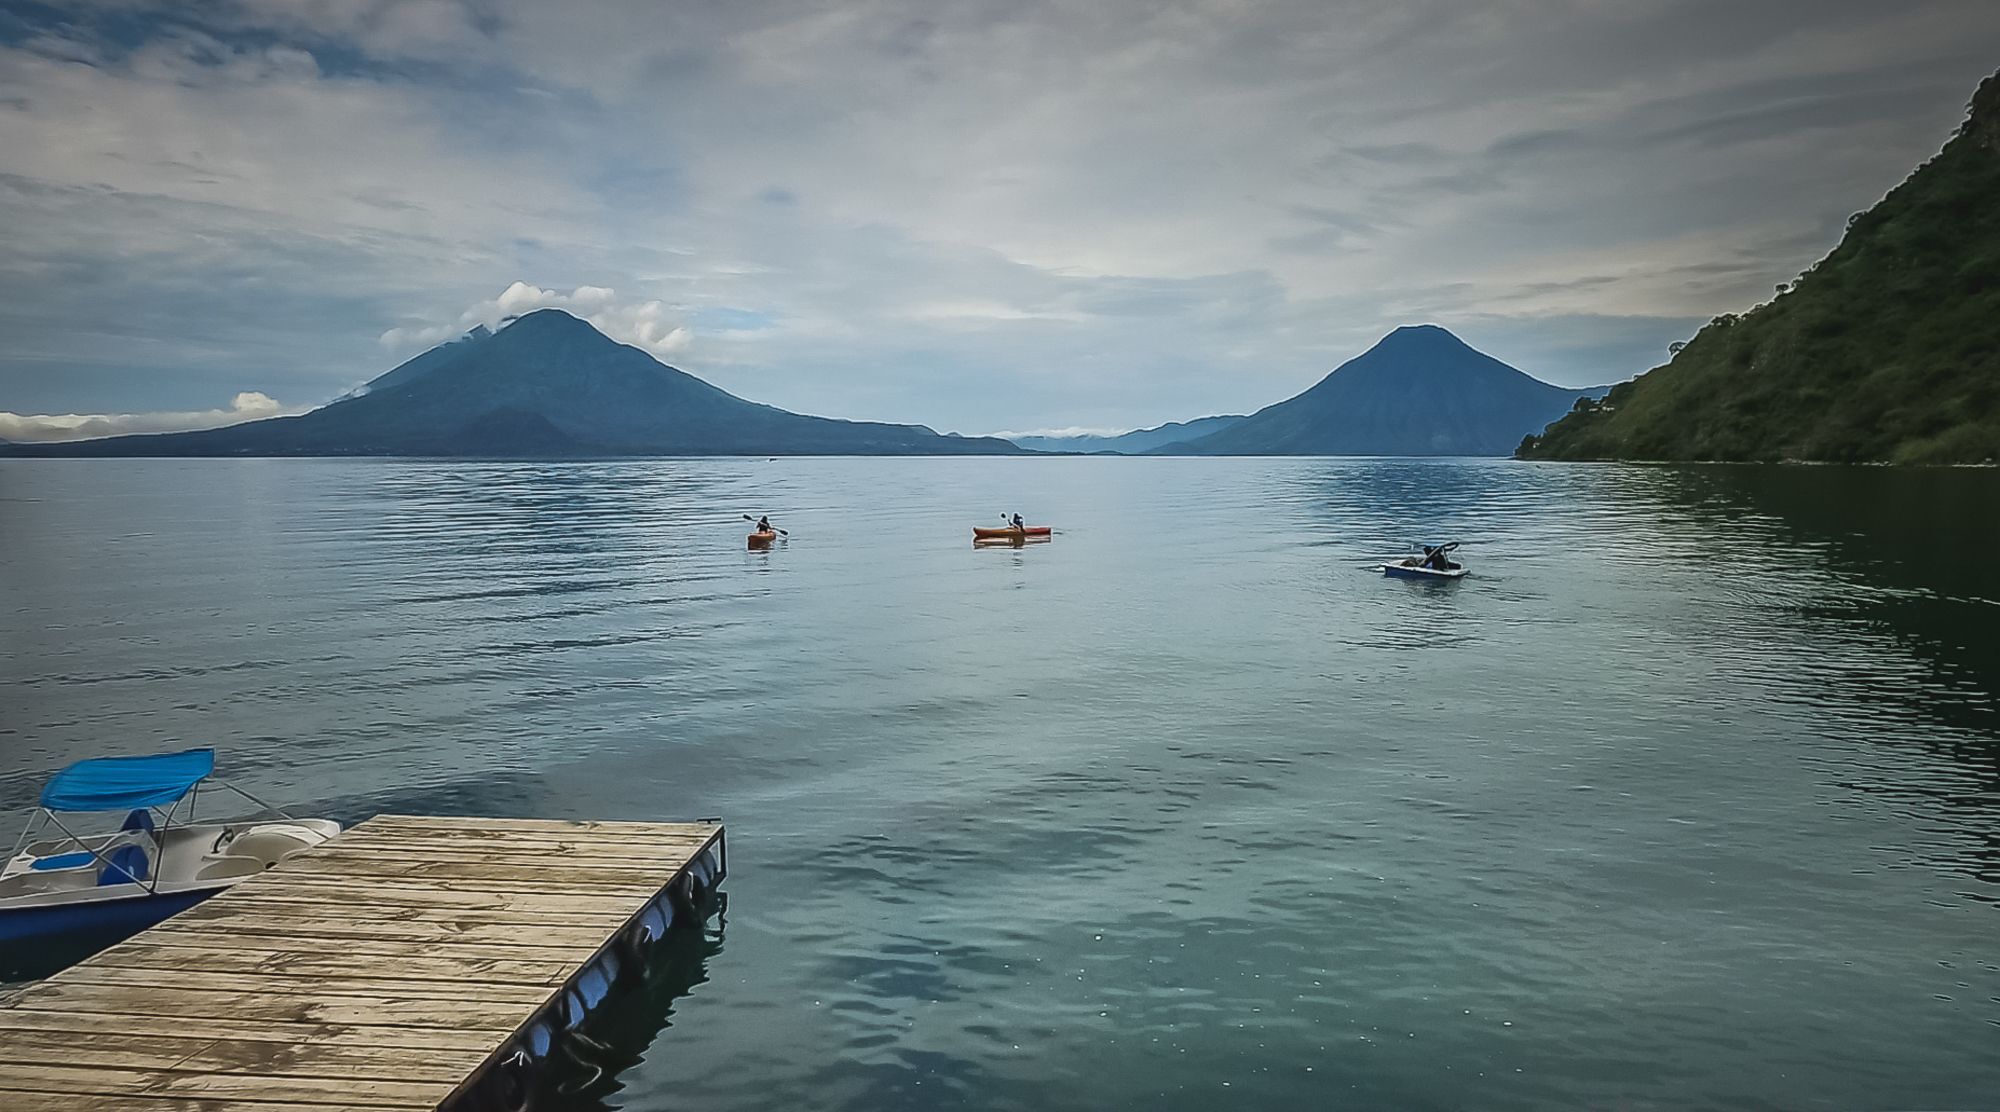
[{"x1": 2, "y1": 456, "x2": 1996, "y2": 1110}]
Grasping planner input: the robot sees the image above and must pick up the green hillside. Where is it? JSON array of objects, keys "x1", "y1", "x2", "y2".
[{"x1": 1520, "y1": 70, "x2": 2000, "y2": 465}]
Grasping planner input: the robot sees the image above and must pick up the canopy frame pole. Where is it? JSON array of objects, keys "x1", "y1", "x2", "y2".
[
  {"x1": 39, "y1": 810, "x2": 161, "y2": 894},
  {"x1": 153, "y1": 790, "x2": 184, "y2": 885},
  {"x1": 8, "y1": 808, "x2": 45, "y2": 861},
  {"x1": 218, "y1": 782, "x2": 295, "y2": 821}
]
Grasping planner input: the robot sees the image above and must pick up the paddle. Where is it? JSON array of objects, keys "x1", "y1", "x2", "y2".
[{"x1": 742, "y1": 514, "x2": 789, "y2": 537}]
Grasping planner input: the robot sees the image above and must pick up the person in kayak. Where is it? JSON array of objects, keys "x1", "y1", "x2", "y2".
[
  {"x1": 756, "y1": 516, "x2": 772, "y2": 533},
  {"x1": 1009, "y1": 512, "x2": 1026, "y2": 532},
  {"x1": 1397, "y1": 545, "x2": 1443, "y2": 569},
  {"x1": 1418, "y1": 544, "x2": 1460, "y2": 570}
]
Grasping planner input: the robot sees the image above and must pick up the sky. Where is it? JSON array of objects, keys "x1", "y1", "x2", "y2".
[{"x1": 2, "y1": 1, "x2": 1998, "y2": 442}]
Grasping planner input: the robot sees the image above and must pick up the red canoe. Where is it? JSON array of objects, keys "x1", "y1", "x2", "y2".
[
  {"x1": 972, "y1": 525, "x2": 1052, "y2": 539},
  {"x1": 747, "y1": 531, "x2": 777, "y2": 549}
]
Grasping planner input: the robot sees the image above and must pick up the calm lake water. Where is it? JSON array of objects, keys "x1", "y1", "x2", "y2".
[{"x1": 2, "y1": 457, "x2": 1997, "y2": 1110}]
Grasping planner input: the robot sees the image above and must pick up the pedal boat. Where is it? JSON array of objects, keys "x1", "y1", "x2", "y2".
[
  {"x1": 0, "y1": 747, "x2": 340, "y2": 944},
  {"x1": 1379, "y1": 542, "x2": 1468, "y2": 580}
]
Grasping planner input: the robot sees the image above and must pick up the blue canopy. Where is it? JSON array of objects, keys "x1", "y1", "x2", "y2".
[{"x1": 40, "y1": 748, "x2": 215, "y2": 813}]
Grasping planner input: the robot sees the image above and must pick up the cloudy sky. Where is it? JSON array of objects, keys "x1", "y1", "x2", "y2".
[{"x1": 2, "y1": 0, "x2": 1998, "y2": 441}]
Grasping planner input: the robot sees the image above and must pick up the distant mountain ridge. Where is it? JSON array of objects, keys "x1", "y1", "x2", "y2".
[
  {"x1": 1522, "y1": 68, "x2": 2000, "y2": 464},
  {"x1": 1010, "y1": 415, "x2": 1247, "y2": 454},
  {"x1": 3, "y1": 311, "x2": 1022, "y2": 458},
  {"x1": 1161, "y1": 325, "x2": 1606, "y2": 456}
]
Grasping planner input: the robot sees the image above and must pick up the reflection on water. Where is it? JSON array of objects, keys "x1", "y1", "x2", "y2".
[
  {"x1": 1626, "y1": 466, "x2": 2000, "y2": 901},
  {"x1": 2, "y1": 457, "x2": 1998, "y2": 1111}
]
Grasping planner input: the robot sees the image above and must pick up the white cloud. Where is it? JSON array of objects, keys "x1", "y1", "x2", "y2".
[
  {"x1": 382, "y1": 282, "x2": 693, "y2": 360},
  {"x1": 987, "y1": 426, "x2": 1136, "y2": 440},
  {"x1": 902, "y1": 300, "x2": 1089, "y2": 324},
  {"x1": 0, "y1": 392, "x2": 305, "y2": 443}
]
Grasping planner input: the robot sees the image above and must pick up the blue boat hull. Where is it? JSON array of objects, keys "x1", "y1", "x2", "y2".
[{"x1": 0, "y1": 887, "x2": 215, "y2": 947}]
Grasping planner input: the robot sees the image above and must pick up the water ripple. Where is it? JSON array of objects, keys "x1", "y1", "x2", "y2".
[{"x1": 0, "y1": 457, "x2": 1997, "y2": 1110}]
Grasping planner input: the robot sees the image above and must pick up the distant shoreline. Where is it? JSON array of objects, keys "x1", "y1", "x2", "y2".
[{"x1": 2, "y1": 451, "x2": 1993, "y2": 467}]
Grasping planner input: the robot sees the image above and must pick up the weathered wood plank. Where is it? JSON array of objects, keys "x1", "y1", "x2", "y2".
[
  {"x1": 323, "y1": 833, "x2": 720, "y2": 856},
  {"x1": 209, "y1": 887, "x2": 659, "y2": 914},
  {"x1": 0, "y1": 1092, "x2": 409, "y2": 1112},
  {"x1": 0, "y1": 1008, "x2": 497, "y2": 1053},
  {"x1": 9, "y1": 981, "x2": 533, "y2": 1030},
  {"x1": 80, "y1": 943, "x2": 580, "y2": 988},
  {"x1": 329, "y1": 821, "x2": 719, "y2": 844},
  {"x1": 239, "y1": 873, "x2": 666, "y2": 899},
  {"x1": 297, "y1": 845, "x2": 708, "y2": 870},
  {"x1": 0, "y1": 1029, "x2": 471, "y2": 1084},
  {"x1": 0, "y1": 1062, "x2": 451, "y2": 1105},
  {"x1": 175, "y1": 892, "x2": 640, "y2": 916},
  {"x1": 134, "y1": 928, "x2": 606, "y2": 961},
  {"x1": 296, "y1": 841, "x2": 712, "y2": 868},
  {"x1": 156, "y1": 906, "x2": 632, "y2": 935},
  {"x1": 267, "y1": 855, "x2": 683, "y2": 885},
  {"x1": 49, "y1": 965, "x2": 559, "y2": 1004},
  {"x1": 365, "y1": 814, "x2": 714, "y2": 835}
]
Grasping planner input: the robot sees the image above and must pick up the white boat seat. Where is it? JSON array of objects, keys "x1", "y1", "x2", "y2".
[
  {"x1": 1, "y1": 857, "x2": 99, "y2": 895},
  {"x1": 96, "y1": 843, "x2": 152, "y2": 886},
  {"x1": 0, "y1": 873, "x2": 42, "y2": 898},
  {"x1": 222, "y1": 823, "x2": 329, "y2": 867},
  {"x1": 17, "y1": 832, "x2": 154, "y2": 888},
  {"x1": 194, "y1": 855, "x2": 267, "y2": 883}
]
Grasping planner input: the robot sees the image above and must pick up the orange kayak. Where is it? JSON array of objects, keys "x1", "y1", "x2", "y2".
[
  {"x1": 972, "y1": 525, "x2": 1052, "y2": 539},
  {"x1": 747, "y1": 531, "x2": 777, "y2": 549}
]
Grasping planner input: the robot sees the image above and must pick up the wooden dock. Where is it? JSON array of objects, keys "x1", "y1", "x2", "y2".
[{"x1": 0, "y1": 814, "x2": 725, "y2": 1111}]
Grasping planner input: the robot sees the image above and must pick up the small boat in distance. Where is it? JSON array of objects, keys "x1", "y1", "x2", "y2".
[
  {"x1": 972, "y1": 525, "x2": 1052, "y2": 539},
  {"x1": 1379, "y1": 542, "x2": 1468, "y2": 580},
  {"x1": 0, "y1": 747, "x2": 339, "y2": 945},
  {"x1": 744, "y1": 514, "x2": 784, "y2": 549}
]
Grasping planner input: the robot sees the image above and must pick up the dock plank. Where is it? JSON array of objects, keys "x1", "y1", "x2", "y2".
[
  {"x1": 266, "y1": 855, "x2": 688, "y2": 885},
  {"x1": 0, "y1": 814, "x2": 724, "y2": 1111},
  {"x1": 0, "y1": 1008, "x2": 500, "y2": 1052},
  {"x1": 237, "y1": 873, "x2": 669, "y2": 899},
  {"x1": 117, "y1": 940, "x2": 588, "y2": 964},
  {"x1": 0, "y1": 1029, "x2": 470, "y2": 1083},
  {"x1": 9, "y1": 980, "x2": 534, "y2": 1028},
  {"x1": 0, "y1": 1062, "x2": 451, "y2": 1105},
  {"x1": 51, "y1": 965, "x2": 564, "y2": 1002},
  {"x1": 92, "y1": 941, "x2": 589, "y2": 984},
  {"x1": 171, "y1": 888, "x2": 649, "y2": 914},
  {"x1": 0, "y1": 1093, "x2": 410, "y2": 1112},
  {"x1": 153, "y1": 908, "x2": 635, "y2": 937}
]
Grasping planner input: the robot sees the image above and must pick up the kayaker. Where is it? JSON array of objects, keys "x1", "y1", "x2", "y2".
[
  {"x1": 756, "y1": 516, "x2": 772, "y2": 533},
  {"x1": 1420, "y1": 544, "x2": 1460, "y2": 570},
  {"x1": 1009, "y1": 512, "x2": 1026, "y2": 532}
]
